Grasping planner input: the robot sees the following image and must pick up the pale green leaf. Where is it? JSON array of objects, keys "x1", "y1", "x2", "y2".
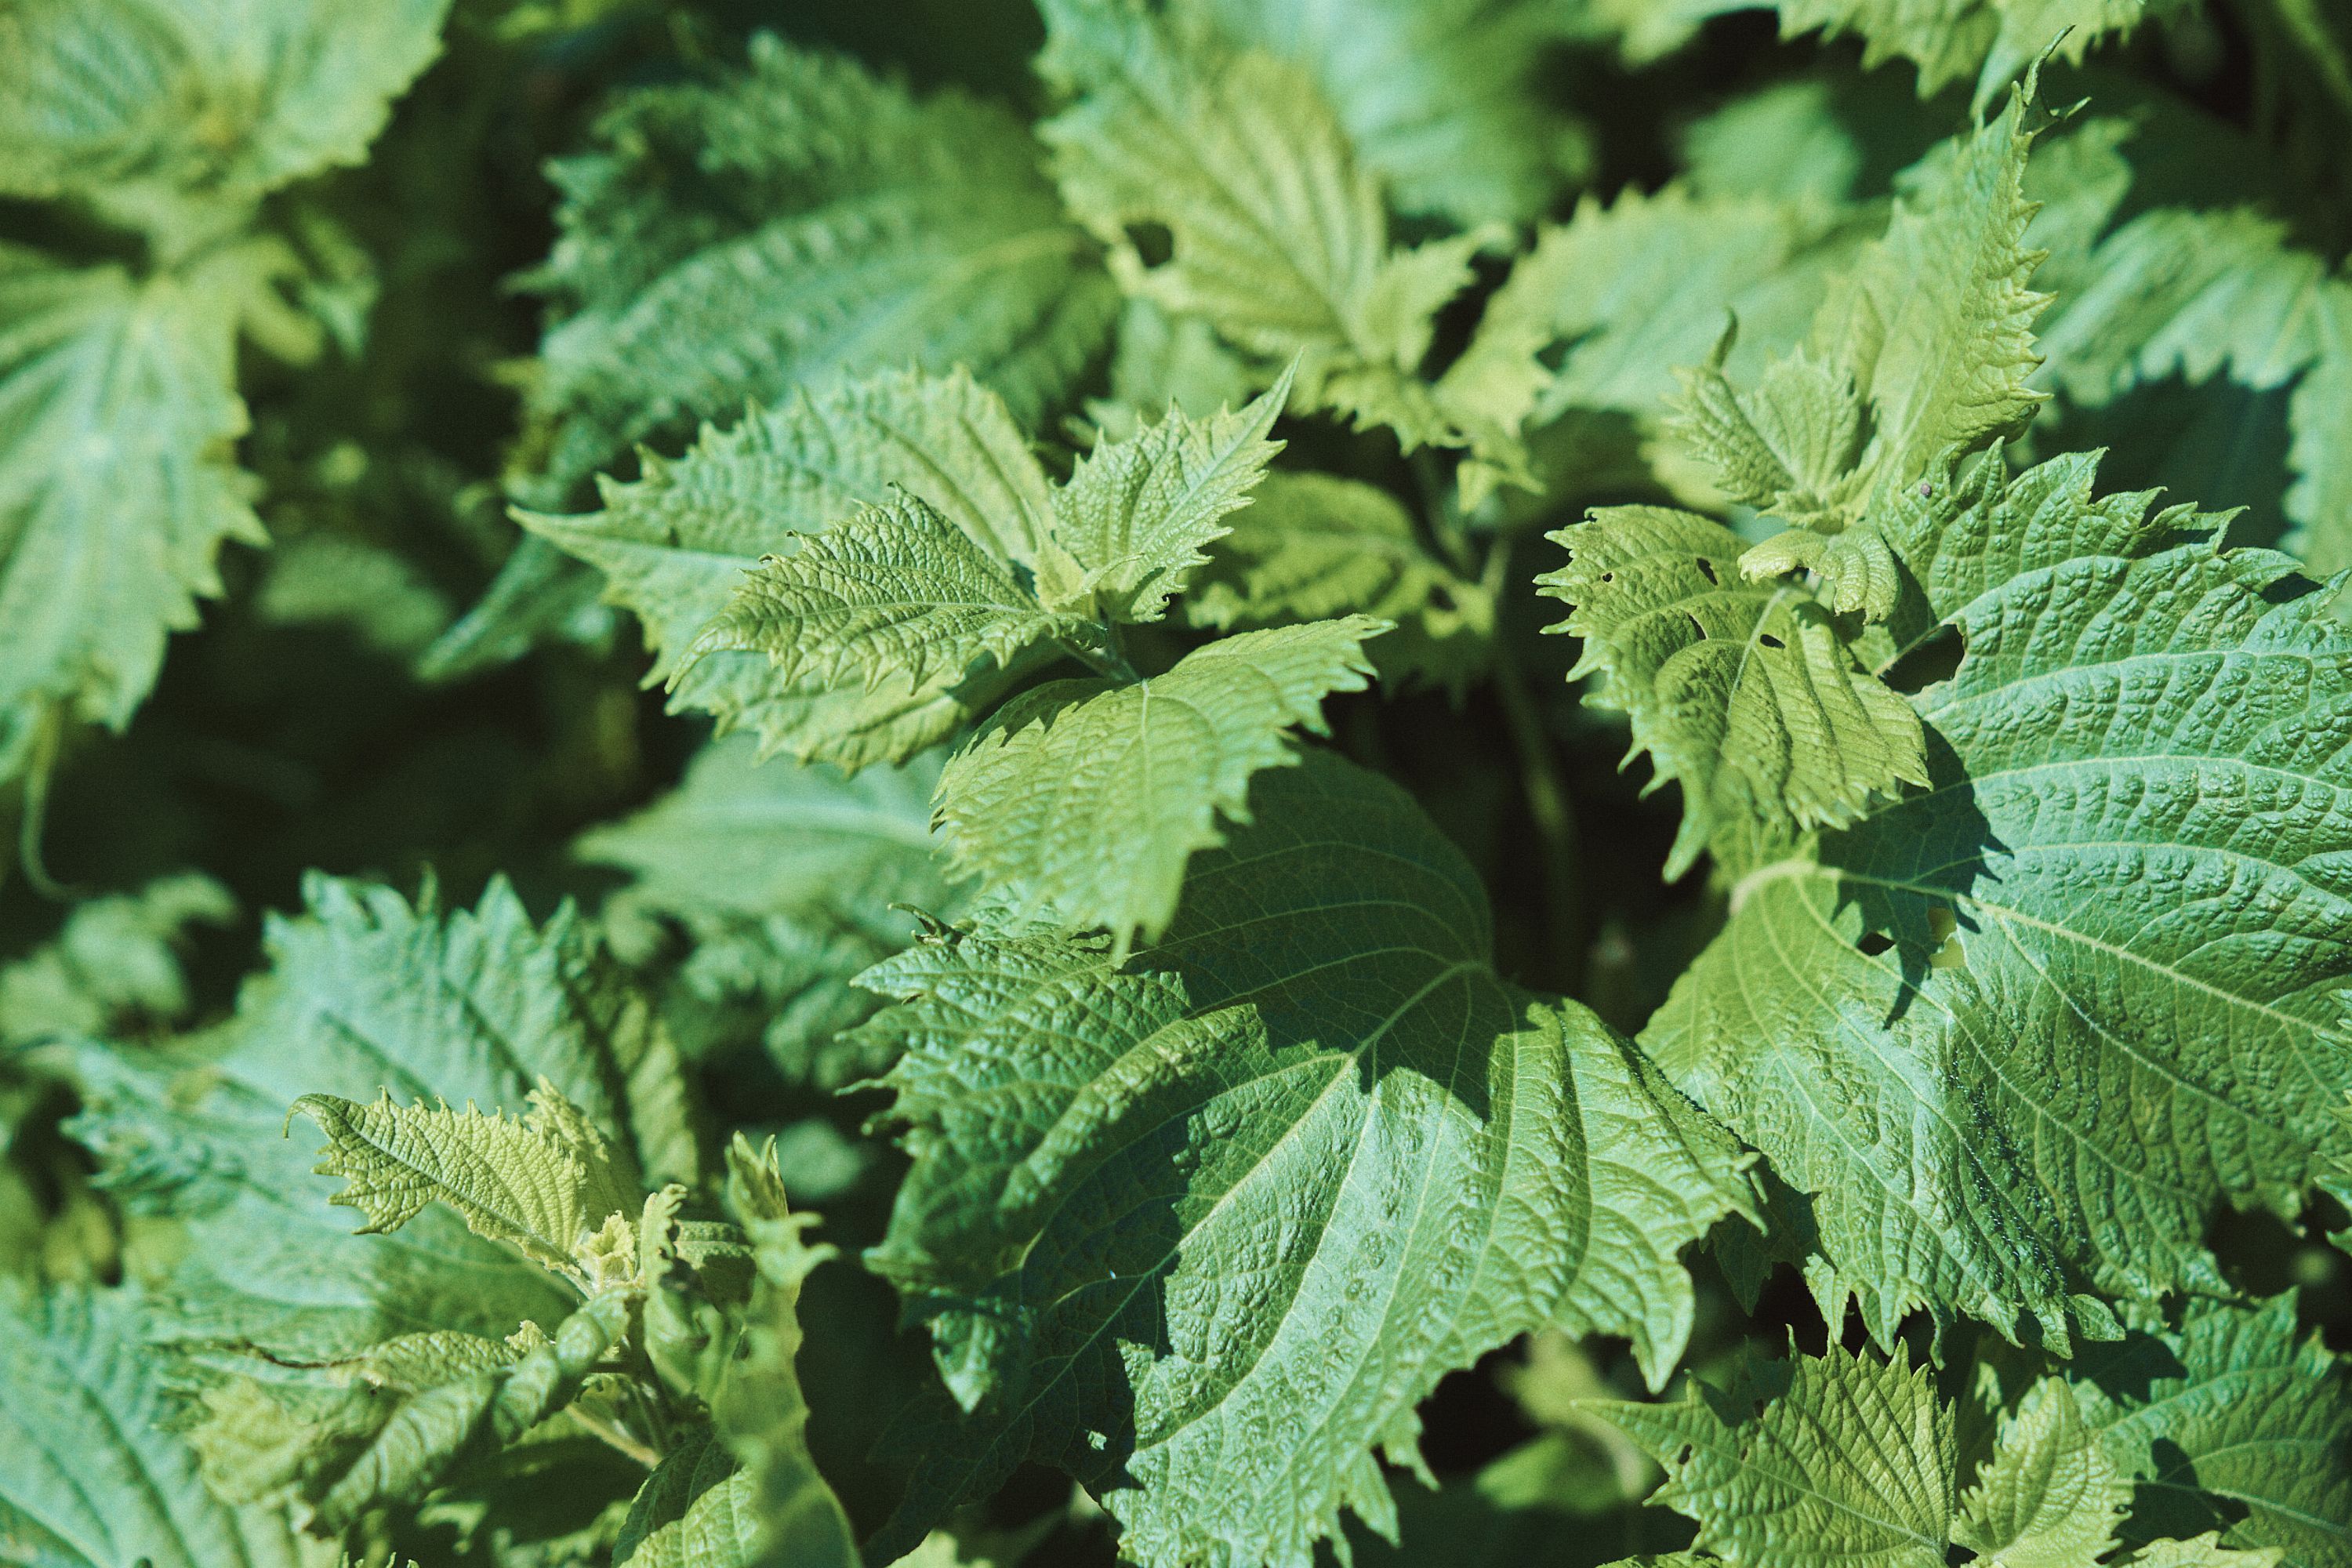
[
  {"x1": 1537, "y1": 506, "x2": 1927, "y2": 881},
  {"x1": 195, "y1": 1289, "x2": 635, "y2": 1534},
  {"x1": 0, "y1": 1284, "x2": 317, "y2": 1568},
  {"x1": 523, "y1": 365, "x2": 1061, "y2": 770},
  {"x1": 2063, "y1": 1295, "x2": 2352, "y2": 1568},
  {"x1": 2116, "y1": 1537, "x2": 2288, "y2": 1568},
  {"x1": 0, "y1": 246, "x2": 265, "y2": 780},
  {"x1": 1673, "y1": 85, "x2": 2052, "y2": 528},
  {"x1": 52, "y1": 875, "x2": 685, "y2": 1368},
  {"x1": 0, "y1": 873, "x2": 233, "y2": 1046},
  {"x1": 1040, "y1": 369, "x2": 1290, "y2": 624},
  {"x1": 933, "y1": 618, "x2": 1385, "y2": 953},
  {"x1": 0, "y1": 0, "x2": 449, "y2": 231},
  {"x1": 858, "y1": 749, "x2": 1754, "y2": 1568},
  {"x1": 2285, "y1": 281, "x2": 2352, "y2": 575},
  {"x1": 529, "y1": 34, "x2": 1112, "y2": 495},
  {"x1": 1183, "y1": 471, "x2": 1496, "y2": 691},
  {"x1": 1760, "y1": 0, "x2": 2180, "y2": 99},
  {"x1": 1955, "y1": 1379, "x2": 2125, "y2": 1568},
  {"x1": 1180, "y1": 0, "x2": 1588, "y2": 227},
  {"x1": 1593, "y1": 1344, "x2": 1956, "y2": 1568},
  {"x1": 293, "y1": 1086, "x2": 641, "y2": 1282},
  {"x1": 693, "y1": 493, "x2": 1089, "y2": 717},
  {"x1": 1036, "y1": 0, "x2": 1496, "y2": 461},
  {"x1": 1644, "y1": 451, "x2": 2352, "y2": 1348}
]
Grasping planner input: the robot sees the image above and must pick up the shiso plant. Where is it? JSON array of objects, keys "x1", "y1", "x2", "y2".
[{"x1": 0, "y1": 2, "x2": 2350, "y2": 1567}]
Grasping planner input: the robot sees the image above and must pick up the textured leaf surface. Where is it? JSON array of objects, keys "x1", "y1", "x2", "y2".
[
  {"x1": 1955, "y1": 1378, "x2": 2125, "y2": 1568},
  {"x1": 0, "y1": 0, "x2": 449, "y2": 222},
  {"x1": 1040, "y1": 372, "x2": 1288, "y2": 625},
  {"x1": 2063, "y1": 1295, "x2": 2352, "y2": 1568},
  {"x1": 0, "y1": 1285, "x2": 314, "y2": 1568},
  {"x1": 0, "y1": 247, "x2": 264, "y2": 779},
  {"x1": 294, "y1": 1087, "x2": 639, "y2": 1279},
  {"x1": 934, "y1": 619, "x2": 1384, "y2": 952},
  {"x1": 694, "y1": 494, "x2": 1082, "y2": 709},
  {"x1": 1037, "y1": 0, "x2": 1490, "y2": 458},
  {"x1": 1539, "y1": 506, "x2": 1926, "y2": 880},
  {"x1": 54, "y1": 876, "x2": 686, "y2": 1367},
  {"x1": 1675, "y1": 86, "x2": 2049, "y2": 529},
  {"x1": 1646, "y1": 452, "x2": 2352, "y2": 1347},
  {"x1": 1181, "y1": 0, "x2": 1586, "y2": 227},
  {"x1": 860, "y1": 750, "x2": 1754, "y2": 1567},
  {"x1": 524, "y1": 365, "x2": 1061, "y2": 769},
  {"x1": 529, "y1": 35, "x2": 1112, "y2": 494},
  {"x1": 1595, "y1": 1345, "x2": 1956, "y2": 1568}
]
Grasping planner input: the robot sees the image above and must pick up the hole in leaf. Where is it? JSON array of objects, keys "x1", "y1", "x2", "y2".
[
  {"x1": 1757, "y1": 632, "x2": 1785, "y2": 650},
  {"x1": 1856, "y1": 931, "x2": 1894, "y2": 956},
  {"x1": 1428, "y1": 583, "x2": 1456, "y2": 612},
  {"x1": 1123, "y1": 221, "x2": 1174, "y2": 267},
  {"x1": 1695, "y1": 557, "x2": 1718, "y2": 584},
  {"x1": 1599, "y1": 571, "x2": 1614, "y2": 583},
  {"x1": 1883, "y1": 624, "x2": 1963, "y2": 692}
]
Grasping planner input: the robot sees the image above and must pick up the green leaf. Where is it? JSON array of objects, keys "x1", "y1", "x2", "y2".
[
  {"x1": 0, "y1": 1283, "x2": 314, "y2": 1568},
  {"x1": 1954, "y1": 1379, "x2": 2125, "y2": 1568},
  {"x1": 0, "y1": 246, "x2": 265, "y2": 781},
  {"x1": 858, "y1": 749, "x2": 1755, "y2": 1567},
  {"x1": 528, "y1": 34, "x2": 1113, "y2": 495},
  {"x1": 1592, "y1": 1344, "x2": 1957, "y2": 1568},
  {"x1": 2285, "y1": 281, "x2": 2352, "y2": 575},
  {"x1": 2063, "y1": 1294, "x2": 2352, "y2": 1568},
  {"x1": 1762, "y1": 0, "x2": 2181, "y2": 100},
  {"x1": 522, "y1": 365, "x2": 1061, "y2": 770},
  {"x1": 52, "y1": 875, "x2": 688, "y2": 1368},
  {"x1": 0, "y1": 873, "x2": 234, "y2": 1046},
  {"x1": 932, "y1": 618, "x2": 1385, "y2": 953},
  {"x1": 0, "y1": 0, "x2": 450, "y2": 235},
  {"x1": 692, "y1": 493, "x2": 1087, "y2": 713},
  {"x1": 1178, "y1": 0, "x2": 1588, "y2": 227},
  {"x1": 1675, "y1": 84, "x2": 2052, "y2": 529},
  {"x1": 1644, "y1": 450, "x2": 2352, "y2": 1348},
  {"x1": 194, "y1": 1289, "x2": 637, "y2": 1534},
  {"x1": 1184, "y1": 471, "x2": 1495, "y2": 691},
  {"x1": 293, "y1": 1086, "x2": 641, "y2": 1283},
  {"x1": 1039, "y1": 370, "x2": 1290, "y2": 625},
  {"x1": 1036, "y1": 0, "x2": 1496, "y2": 461},
  {"x1": 1537, "y1": 506, "x2": 1927, "y2": 881}
]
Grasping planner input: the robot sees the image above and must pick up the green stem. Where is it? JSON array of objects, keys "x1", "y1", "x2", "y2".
[
  {"x1": 1487, "y1": 590, "x2": 1587, "y2": 988},
  {"x1": 1411, "y1": 449, "x2": 1479, "y2": 578},
  {"x1": 1064, "y1": 627, "x2": 1142, "y2": 683}
]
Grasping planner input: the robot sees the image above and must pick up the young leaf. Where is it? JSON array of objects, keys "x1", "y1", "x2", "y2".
[
  {"x1": 1038, "y1": 369, "x2": 1290, "y2": 624},
  {"x1": 196, "y1": 1288, "x2": 637, "y2": 1534},
  {"x1": 1537, "y1": 506, "x2": 1927, "y2": 881},
  {"x1": 50, "y1": 876, "x2": 687, "y2": 1367},
  {"x1": 0, "y1": 247, "x2": 265, "y2": 782},
  {"x1": 1184, "y1": 471, "x2": 1496, "y2": 691},
  {"x1": 1036, "y1": 0, "x2": 1496, "y2": 461},
  {"x1": 1676, "y1": 83, "x2": 2052, "y2": 530},
  {"x1": 293, "y1": 1085, "x2": 641, "y2": 1282},
  {"x1": 1181, "y1": 0, "x2": 1588, "y2": 227},
  {"x1": 522, "y1": 365, "x2": 1060, "y2": 769},
  {"x1": 528, "y1": 35, "x2": 1113, "y2": 495},
  {"x1": 1644, "y1": 452, "x2": 2352, "y2": 1348},
  {"x1": 0, "y1": 872, "x2": 233, "y2": 1045},
  {"x1": 694, "y1": 494, "x2": 1088, "y2": 706},
  {"x1": 859, "y1": 749, "x2": 1755, "y2": 1567},
  {"x1": 932, "y1": 618, "x2": 1385, "y2": 953},
  {"x1": 0, "y1": 1284, "x2": 314, "y2": 1568}
]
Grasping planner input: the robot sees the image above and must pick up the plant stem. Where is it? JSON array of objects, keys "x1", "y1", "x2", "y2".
[
  {"x1": 1065, "y1": 628, "x2": 1142, "y2": 683},
  {"x1": 1490, "y1": 619, "x2": 1587, "y2": 990}
]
